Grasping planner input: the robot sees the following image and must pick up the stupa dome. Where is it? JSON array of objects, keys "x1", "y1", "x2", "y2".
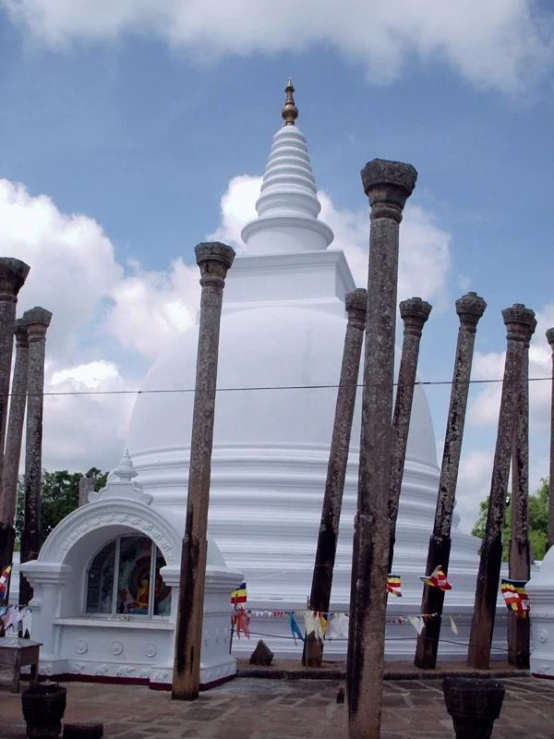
[
  {"x1": 126, "y1": 82, "x2": 493, "y2": 659},
  {"x1": 128, "y1": 305, "x2": 438, "y2": 471}
]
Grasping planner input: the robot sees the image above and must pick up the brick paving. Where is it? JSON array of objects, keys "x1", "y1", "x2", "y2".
[{"x1": 1, "y1": 675, "x2": 554, "y2": 738}]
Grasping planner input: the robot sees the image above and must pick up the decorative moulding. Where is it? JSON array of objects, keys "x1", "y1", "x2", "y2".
[{"x1": 89, "y1": 450, "x2": 153, "y2": 506}]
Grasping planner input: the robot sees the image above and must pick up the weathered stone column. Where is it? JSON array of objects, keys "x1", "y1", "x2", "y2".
[
  {"x1": 346, "y1": 159, "x2": 417, "y2": 739},
  {"x1": 508, "y1": 317, "x2": 536, "y2": 668},
  {"x1": 547, "y1": 328, "x2": 554, "y2": 552},
  {"x1": 172, "y1": 242, "x2": 235, "y2": 701},
  {"x1": 0, "y1": 319, "x2": 29, "y2": 576},
  {"x1": 306, "y1": 287, "x2": 367, "y2": 667},
  {"x1": 20, "y1": 307, "x2": 52, "y2": 607},
  {"x1": 388, "y1": 297, "x2": 432, "y2": 573},
  {"x1": 0, "y1": 259, "x2": 30, "y2": 486},
  {"x1": 415, "y1": 291, "x2": 486, "y2": 669},
  {"x1": 78, "y1": 476, "x2": 95, "y2": 507},
  {"x1": 467, "y1": 304, "x2": 535, "y2": 669}
]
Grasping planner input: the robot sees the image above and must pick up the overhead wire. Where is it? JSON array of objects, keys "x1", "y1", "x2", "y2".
[{"x1": 6, "y1": 374, "x2": 553, "y2": 398}]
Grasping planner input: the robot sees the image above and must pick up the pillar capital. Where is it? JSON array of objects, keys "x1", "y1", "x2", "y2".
[
  {"x1": 455, "y1": 291, "x2": 487, "y2": 330},
  {"x1": 546, "y1": 327, "x2": 554, "y2": 349},
  {"x1": 361, "y1": 159, "x2": 418, "y2": 221},
  {"x1": 23, "y1": 307, "x2": 52, "y2": 342},
  {"x1": 502, "y1": 304, "x2": 536, "y2": 344},
  {"x1": 399, "y1": 297, "x2": 432, "y2": 336},
  {"x1": 0, "y1": 258, "x2": 30, "y2": 303},
  {"x1": 194, "y1": 242, "x2": 235, "y2": 289},
  {"x1": 345, "y1": 288, "x2": 367, "y2": 331},
  {"x1": 14, "y1": 318, "x2": 29, "y2": 348}
]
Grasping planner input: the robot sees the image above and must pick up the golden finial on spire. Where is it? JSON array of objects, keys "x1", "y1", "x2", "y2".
[{"x1": 281, "y1": 78, "x2": 298, "y2": 126}]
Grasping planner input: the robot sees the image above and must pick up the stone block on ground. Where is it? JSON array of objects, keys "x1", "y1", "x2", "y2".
[
  {"x1": 249, "y1": 640, "x2": 274, "y2": 666},
  {"x1": 63, "y1": 722, "x2": 104, "y2": 738}
]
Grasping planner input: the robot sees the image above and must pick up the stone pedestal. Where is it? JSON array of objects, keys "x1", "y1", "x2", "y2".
[
  {"x1": 21, "y1": 681, "x2": 67, "y2": 739},
  {"x1": 442, "y1": 677, "x2": 505, "y2": 739}
]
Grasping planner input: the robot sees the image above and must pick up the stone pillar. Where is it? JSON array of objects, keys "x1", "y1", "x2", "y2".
[
  {"x1": 467, "y1": 304, "x2": 535, "y2": 669},
  {"x1": 415, "y1": 291, "x2": 486, "y2": 669},
  {"x1": 547, "y1": 328, "x2": 554, "y2": 552},
  {"x1": 172, "y1": 242, "x2": 235, "y2": 701},
  {"x1": 388, "y1": 296, "x2": 432, "y2": 573},
  {"x1": 346, "y1": 159, "x2": 417, "y2": 739},
  {"x1": 508, "y1": 317, "x2": 536, "y2": 668},
  {"x1": 20, "y1": 307, "x2": 52, "y2": 607},
  {"x1": 0, "y1": 319, "x2": 29, "y2": 576},
  {"x1": 306, "y1": 287, "x2": 367, "y2": 667},
  {"x1": 0, "y1": 259, "x2": 30, "y2": 486},
  {"x1": 78, "y1": 476, "x2": 95, "y2": 507}
]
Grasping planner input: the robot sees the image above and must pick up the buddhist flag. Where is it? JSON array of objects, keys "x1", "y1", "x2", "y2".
[
  {"x1": 0, "y1": 565, "x2": 11, "y2": 599},
  {"x1": 231, "y1": 581, "x2": 247, "y2": 604},
  {"x1": 420, "y1": 565, "x2": 452, "y2": 591},
  {"x1": 387, "y1": 574, "x2": 402, "y2": 597},
  {"x1": 501, "y1": 579, "x2": 530, "y2": 618}
]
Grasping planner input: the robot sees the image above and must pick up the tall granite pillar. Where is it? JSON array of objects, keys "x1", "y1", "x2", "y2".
[
  {"x1": 415, "y1": 291, "x2": 486, "y2": 669},
  {"x1": 547, "y1": 328, "x2": 554, "y2": 552},
  {"x1": 0, "y1": 319, "x2": 29, "y2": 576},
  {"x1": 306, "y1": 287, "x2": 367, "y2": 667},
  {"x1": 388, "y1": 297, "x2": 432, "y2": 573},
  {"x1": 20, "y1": 307, "x2": 52, "y2": 607},
  {"x1": 0, "y1": 259, "x2": 30, "y2": 488},
  {"x1": 172, "y1": 242, "x2": 235, "y2": 701},
  {"x1": 346, "y1": 159, "x2": 417, "y2": 739},
  {"x1": 508, "y1": 316, "x2": 536, "y2": 667},
  {"x1": 467, "y1": 304, "x2": 535, "y2": 669}
]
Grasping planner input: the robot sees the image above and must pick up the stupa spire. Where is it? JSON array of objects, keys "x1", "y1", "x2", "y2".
[
  {"x1": 240, "y1": 81, "x2": 334, "y2": 255},
  {"x1": 281, "y1": 78, "x2": 298, "y2": 126}
]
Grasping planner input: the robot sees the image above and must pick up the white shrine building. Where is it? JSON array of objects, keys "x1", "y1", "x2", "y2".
[{"x1": 20, "y1": 83, "x2": 508, "y2": 687}]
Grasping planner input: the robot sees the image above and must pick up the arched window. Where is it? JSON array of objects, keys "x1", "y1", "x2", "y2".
[{"x1": 85, "y1": 535, "x2": 171, "y2": 617}]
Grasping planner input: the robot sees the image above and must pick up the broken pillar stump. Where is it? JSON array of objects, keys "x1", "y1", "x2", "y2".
[
  {"x1": 249, "y1": 639, "x2": 274, "y2": 666},
  {"x1": 442, "y1": 677, "x2": 505, "y2": 739}
]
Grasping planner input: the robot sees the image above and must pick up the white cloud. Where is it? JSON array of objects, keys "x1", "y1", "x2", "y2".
[
  {"x1": 0, "y1": 179, "x2": 122, "y2": 360},
  {"x1": 2, "y1": 0, "x2": 552, "y2": 93},
  {"x1": 43, "y1": 360, "x2": 133, "y2": 472},
  {"x1": 212, "y1": 175, "x2": 452, "y2": 305},
  {"x1": 0, "y1": 179, "x2": 203, "y2": 475},
  {"x1": 469, "y1": 305, "x2": 553, "y2": 431},
  {"x1": 102, "y1": 258, "x2": 200, "y2": 360}
]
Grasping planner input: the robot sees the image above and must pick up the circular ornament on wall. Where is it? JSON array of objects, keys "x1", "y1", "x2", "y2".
[
  {"x1": 145, "y1": 644, "x2": 157, "y2": 658},
  {"x1": 75, "y1": 640, "x2": 88, "y2": 655},
  {"x1": 111, "y1": 641, "x2": 124, "y2": 656},
  {"x1": 539, "y1": 629, "x2": 549, "y2": 644}
]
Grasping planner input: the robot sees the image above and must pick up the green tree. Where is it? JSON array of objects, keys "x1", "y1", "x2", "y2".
[
  {"x1": 471, "y1": 477, "x2": 549, "y2": 562},
  {"x1": 15, "y1": 467, "x2": 108, "y2": 547}
]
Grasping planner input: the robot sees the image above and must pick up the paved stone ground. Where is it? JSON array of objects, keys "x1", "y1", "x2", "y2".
[{"x1": 1, "y1": 676, "x2": 553, "y2": 738}]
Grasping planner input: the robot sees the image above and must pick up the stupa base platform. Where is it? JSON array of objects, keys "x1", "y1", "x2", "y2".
[{"x1": 237, "y1": 658, "x2": 529, "y2": 681}]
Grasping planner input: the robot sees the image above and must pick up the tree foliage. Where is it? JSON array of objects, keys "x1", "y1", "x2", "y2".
[
  {"x1": 471, "y1": 477, "x2": 549, "y2": 562},
  {"x1": 16, "y1": 467, "x2": 108, "y2": 547}
]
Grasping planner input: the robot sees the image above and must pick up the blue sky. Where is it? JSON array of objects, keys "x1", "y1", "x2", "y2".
[{"x1": 1, "y1": 0, "x2": 553, "y2": 532}]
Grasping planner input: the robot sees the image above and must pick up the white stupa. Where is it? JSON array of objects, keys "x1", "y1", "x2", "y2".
[{"x1": 127, "y1": 82, "x2": 503, "y2": 659}]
